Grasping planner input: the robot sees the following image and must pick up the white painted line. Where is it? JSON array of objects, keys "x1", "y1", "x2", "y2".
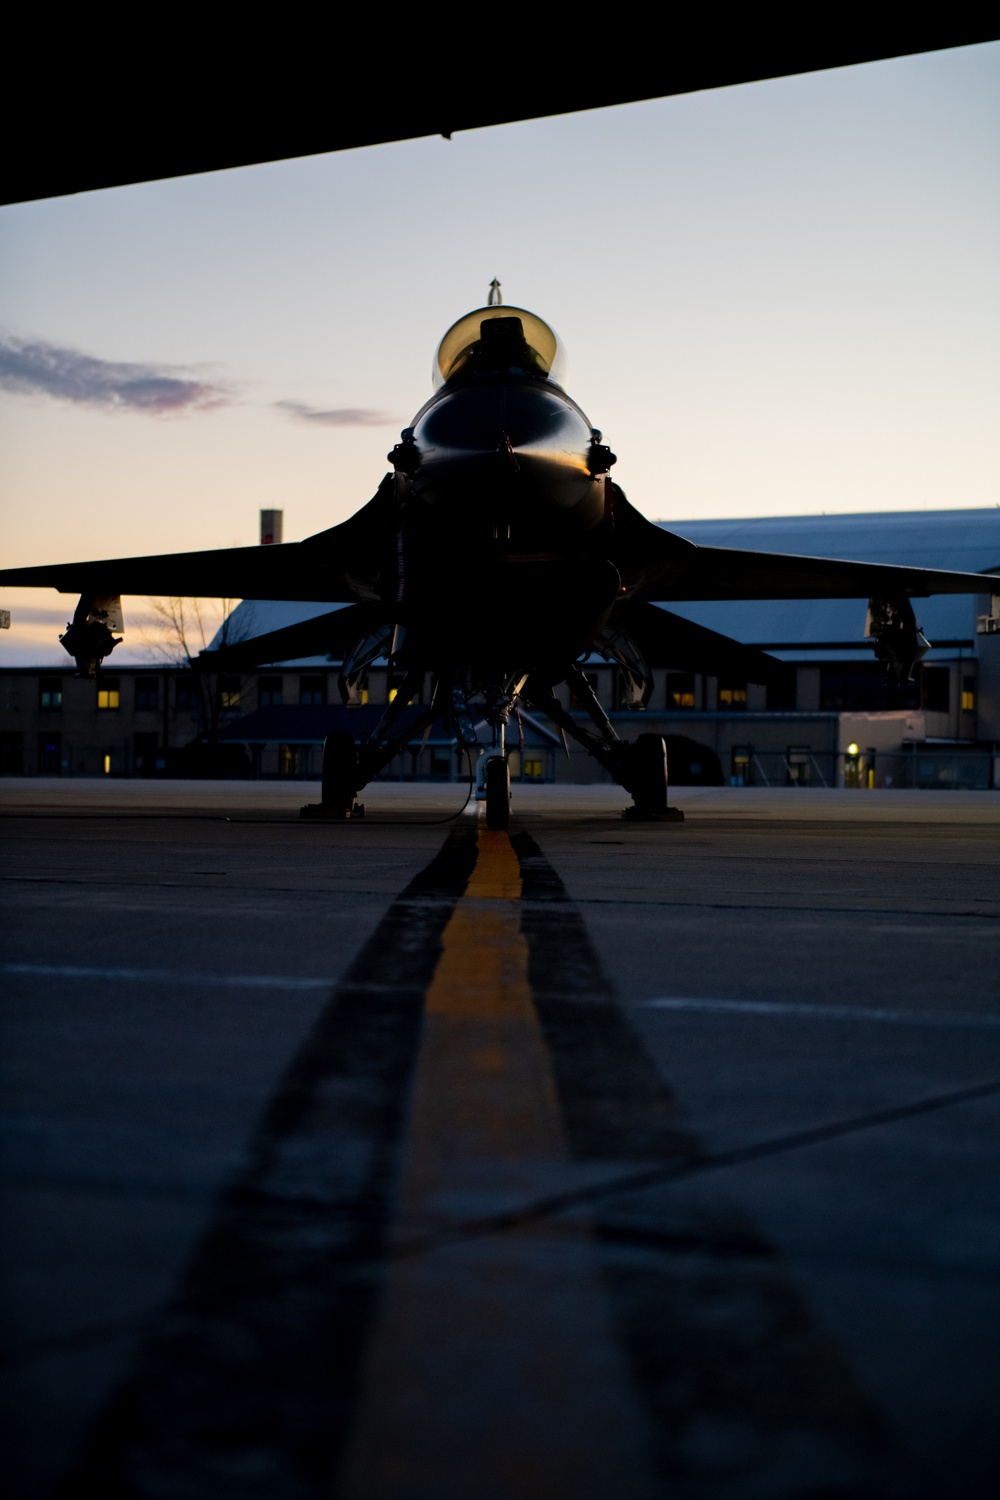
[
  {"x1": 640, "y1": 997, "x2": 1000, "y2": 1029},
  {"x1": 1, "y1": 962, "x2": 332, "y2": 990}
]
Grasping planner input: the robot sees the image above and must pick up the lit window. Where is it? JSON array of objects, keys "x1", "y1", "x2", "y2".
[
  {"x1": 219, "y1": 676, "x2": 240, "y2": 712},
  {"x1": 388, "y1": 672, "x2": 420, "y2": 705},
  {"x1": 38, "y1": 678, "x2": 62, "y2": 710},
  {"x1": 279, "y1": 744, "x2": 299, "y2": 775},
  {"x1": 135, "y1": 676, "x2": 159, "y2": 711},
  {"x1": 523, "y1": 755, "x2": 544, "y2": 780},
  {"x1": 97, "y1": 678, "x2": 120, "y2": 711},
  {"x1": 718, "y1": 680, "x2": 747, "y2": 709},
  {"x1": 299, "y1": 676, "x2": 326, "y2": 706},
  {"x1": 666, "y1": 672, "x2": 695, "y2": 709},
  {"x1": 258, "y1": 676, "x2": 283, "y2": 707},
  {"x1": 961, "y1": 677, "x2": 976, "y2": 713}
]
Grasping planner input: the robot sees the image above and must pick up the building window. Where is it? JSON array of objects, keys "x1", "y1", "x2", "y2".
[
  {"x1": 176, "y1": 675, "x2": 198, "y2": 711},
  {"x1": 922, "y1": 667, "x2": 950, "y2": 714},
  {"x1": 820, "y1": 665, "x2": 918, "y2": 712},
  {"x1": 135, "y1": 676, "x2": 159, "y2": 711},
  {"x1": 766, "y1": 666, "x2": 797, "y2": 712},
  {"x1": 570, "y1": 672, "x2": 599, "y2": 709},
  {"x1": 134, "y1": 732, "x2": 159, "y2": 775},
  {"x1": 666, "y1": 672, "x2": 695, "y2": 710},
  {"x1": 258, "y1": 675, "x2": 283, "y2": 707},
  {"x1": 718, "y1": 679, "x2": 747, "y2": 710},
  {"x1": 614, "y1": 669, "x2": 645, "y2": 710},
  {"x1": 97, "y1": 677, "x2": 120, "y2": 711},
  {"x1": 961, "y1": 676, "x2": 976, "y2": 713},
  {"x1": 730, "y1": 745, "x2": 752, "y2": 786},
  {"x1": 37, "y1": 731, "x2": 62, "y2": 774},
  {"x1": 300, "y1": 676, "x2": 327, "y2": 706},
  {"x1": 387, "y1": 671, "x2": 420, "y2": 705},
  {"x1": 430, "y1": 748, "x2": 451, "y2": 777},
  {"x1": 523, "y1": 754, "x2": 544, "y2": 780},
  {"x1": 1, "y1": 731, "x2": 24, "y2": 774},
  {"x1": 38, "y1": 677, "x2": 62, "y2": 710},
  {"x1": 219, "y1": 676, "x2": 240, "y2": 712},
  {"x1": 786, "y1": 746, "x2": 812, "y2": 786},
  {"x1": 278, "y1": 744, "x2": 299, "y2": 775}
]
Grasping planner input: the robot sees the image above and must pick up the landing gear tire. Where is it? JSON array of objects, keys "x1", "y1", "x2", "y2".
[
  {"x1": 626, "y1": 732, "x2": 671, "y2": 819},
  {"x1": 321, "y1": 732, "x2": 360, "y2": 819},
  {"x1": 485, "y1": 755, "x2": 511, "y2": 831}
]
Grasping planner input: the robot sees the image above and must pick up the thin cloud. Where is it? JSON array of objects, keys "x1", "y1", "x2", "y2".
[
  {"x1": 0, "y1": 333, "x2": 233, "y2": 415},
  {"x1": 275, "y1": 400, "x2": 395, "y2": 427}
]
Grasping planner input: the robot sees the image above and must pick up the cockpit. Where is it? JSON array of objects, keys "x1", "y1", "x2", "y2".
[{"x1": 433, "y1": 305, "x2": 566, "y2": 390}]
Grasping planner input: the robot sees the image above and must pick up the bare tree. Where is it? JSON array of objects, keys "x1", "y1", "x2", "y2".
[{"x1": 141, "y1": 596, "x2": 246, "y2": 743}]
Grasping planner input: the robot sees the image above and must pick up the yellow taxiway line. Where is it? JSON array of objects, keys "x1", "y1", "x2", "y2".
[{"x1": 340, "y1": 826, "x2": 657, "y2": 1499}]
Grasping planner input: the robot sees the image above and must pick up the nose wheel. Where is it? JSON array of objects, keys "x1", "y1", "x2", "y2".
[{"x1": 485, "y1": 754, "x2": 511, "y2": 830}]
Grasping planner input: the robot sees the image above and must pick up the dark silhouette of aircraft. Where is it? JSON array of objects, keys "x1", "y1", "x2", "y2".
[
  {"x1": 5, "y1": 24, "x2": 994, "y2": 205},
  {"x1": 2, "y1": 294, "x2": 995, "y2": 826}
]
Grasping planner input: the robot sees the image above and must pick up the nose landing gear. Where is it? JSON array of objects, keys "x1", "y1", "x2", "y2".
[
  {"x1": 478, "y1": 676, "x2": 524, "y2": 830},
  {"x1": 484, "y1": 754, "x2": 511, "y2": 829}
]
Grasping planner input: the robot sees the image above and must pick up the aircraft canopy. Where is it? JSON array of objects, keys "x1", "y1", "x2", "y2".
[{"x1": 433, "y1": 305, "x2": 566, "y2": 390}]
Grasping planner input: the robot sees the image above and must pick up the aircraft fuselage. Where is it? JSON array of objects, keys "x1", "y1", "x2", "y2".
[{"x1": 387, "y1": 371, "x2": 619, "y2": 678}]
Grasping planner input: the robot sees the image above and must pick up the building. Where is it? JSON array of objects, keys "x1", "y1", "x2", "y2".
[{"x1": 2, "y1": 509, "x2": 998, "y2": 788}]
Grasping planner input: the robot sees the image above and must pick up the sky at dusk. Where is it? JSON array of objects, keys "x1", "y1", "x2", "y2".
[{"x1": 1, "y1": 42, "x2": 997, "y2": 665}]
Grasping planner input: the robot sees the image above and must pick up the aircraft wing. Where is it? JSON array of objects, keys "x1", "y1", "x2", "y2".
[
  {"x1": 642, "y1": 544, "x2": 997, "y2": 603},
  {"x1": 609, "y1": 490, "x2": 996, "y2": 601},
  {"x1": 0, "y1": 476, "x2": 394, "y2": 603},
  {"x1": 194, "y1": 604, "x2": 384, "y2": 670},
  {"x1": 611, "y1": 599, "x2": 782, "y2": 684}
]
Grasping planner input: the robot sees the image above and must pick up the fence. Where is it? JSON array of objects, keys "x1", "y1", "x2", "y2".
[{"x1": 727, "y1": 748, "x2": 997, "y2": 790}]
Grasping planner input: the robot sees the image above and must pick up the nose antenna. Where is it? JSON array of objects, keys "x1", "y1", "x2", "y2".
[{"x1": 488, "y1": 278, "x2": 502, "y2": 306}]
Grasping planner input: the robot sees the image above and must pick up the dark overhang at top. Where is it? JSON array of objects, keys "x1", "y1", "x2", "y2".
[{"x1": 3, "y1": 22, "x2": 996, "y2": 206}]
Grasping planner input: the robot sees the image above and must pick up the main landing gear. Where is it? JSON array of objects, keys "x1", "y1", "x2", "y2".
[
  {"x1": 523, "y1": 673, "x2": 683, "y2": 823},
  {"x1": 621, "y1": 732, "x2": 682, "y2": 822},
  {"x1": 322, "y1": 731, "x2": 363, "y2": 819},
  {"x1": 301, "y1": 664, "x2": 680, "y2": 825}
]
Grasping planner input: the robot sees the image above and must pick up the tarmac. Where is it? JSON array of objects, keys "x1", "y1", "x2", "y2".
[{"x1": 2, "y1": 778, "x2": 999, "y2": 1499}]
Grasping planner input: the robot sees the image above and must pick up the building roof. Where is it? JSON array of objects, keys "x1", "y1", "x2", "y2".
[{"x1": 658, "y1": 508, "x2": 1000, "y2": 659}]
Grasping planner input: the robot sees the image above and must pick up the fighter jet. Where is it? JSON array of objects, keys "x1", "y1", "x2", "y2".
[{"x1": 3, "y1": 289, "x2": 996, "y2": 827}]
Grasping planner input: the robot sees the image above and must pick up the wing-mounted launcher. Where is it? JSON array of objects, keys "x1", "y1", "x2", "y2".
[
  {"x1": 60, "y1": 593, "x2": 123, "y2": 677},
  {"x1": 592, "y1": 621, "x2": 653, "y2": 708},
  {"x1": 338, "y1": 622, "x2": 394, "y2": 706},
  {"x1": 865, "y1": 597, "x2": 930, "y2": 681}
]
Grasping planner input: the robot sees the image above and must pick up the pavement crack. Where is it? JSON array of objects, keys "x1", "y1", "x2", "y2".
[{"x1": 384, "y1": 1076, "x2": 1000, "y2": 1261}]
